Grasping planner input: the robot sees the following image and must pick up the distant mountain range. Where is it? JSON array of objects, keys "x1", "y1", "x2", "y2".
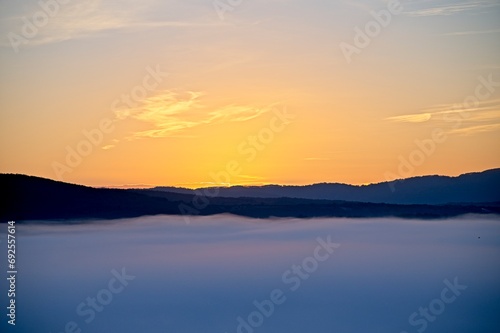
[
  {"x1": 153, "y1": 168, "x2": 500, "y2": 205},
  {"x1": 1, "y1": 169, "x2": 499, "y2": 221}
]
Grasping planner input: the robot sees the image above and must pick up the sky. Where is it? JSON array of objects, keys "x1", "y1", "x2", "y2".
[{"x1": 0, "y1": 0, "x2": 499, "y2": 188}]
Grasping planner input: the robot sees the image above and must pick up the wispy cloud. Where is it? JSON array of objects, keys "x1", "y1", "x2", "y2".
[
  {"x1": 386, "y1": 113, "x2": 432, "y2": 123},
  {"x1": 466, "y1": 109, "x2": 500, "y2": 121},
  {"x1": 0, "y1": 0, "x2": 224, "y2": 48},
  {"x1": 115, "y1": 90, "x2": 275, "y2": 139},
  {"x1": 387, "y1": 98, "x2": 500, "y2": 121},
  {"x1": 420, "y1": 98, "x2": 500, "y2": 114},
  {"x1": 442, "y1": 28, "x2": 500, "y2": 36},
  {"x1": 305, "y1": 157, "x2": 333, "y2": 161},
  {"x1": 386, "y1": 98, "x2": 500, "y2": 135},
  {"x1": 448, "y1": 123, "x2": 500, "y2": 135},
  {"x1": 405, "y1": 0, "x2": 500, "y2": 17}
]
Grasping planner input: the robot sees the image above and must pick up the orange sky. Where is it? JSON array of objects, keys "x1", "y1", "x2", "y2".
[{"x1": 1, "y1": 0, "x2": 499, "y2": 188}]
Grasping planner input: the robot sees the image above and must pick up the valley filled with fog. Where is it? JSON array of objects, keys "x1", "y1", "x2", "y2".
[{"x1": 2, "y1": 215, "x2": 499, "y2": 333}]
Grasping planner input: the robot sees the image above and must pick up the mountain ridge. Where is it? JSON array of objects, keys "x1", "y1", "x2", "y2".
[
  {"x1": 152, "y1": 168, "x2": 500, "y2": 205},
  {"x1": 1, "y1": 169, "x2": 499, "y2": 221}
]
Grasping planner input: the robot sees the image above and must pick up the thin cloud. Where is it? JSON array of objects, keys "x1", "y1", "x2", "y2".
[
  {"x1": 405, "y1": 1, "x2": 499, "y2": 17},
  {"x1": 388, "y1": 98, "x2": 500, "y2": 123},
  {"x1": 421, "y1": 98, "x2": 500, "y2": 114},
  {"x1": 305, "y1": 157, "x2": 333, "y2": 161},
  {"x1": 386, "y1": 99, "x2": 500, "y2": 136},
  {"x1": 466, "y1": 110, "x2": 500, "y2": 122},
  {"x1": 386, "y1": 113, "x2": 432, "y2": 123},
  {"x1": 0, "y1": 0, "x2": 225, "y2": 48},
  {"x1": 442, "y1": 28, "x2": 500, "y2": 36},
  {"x1": 115, "y1": 90, "x2": 275, "y2": 139},
  {"x1": 448, "y1": 123, "x2": 500, "y2": 135},
  {"x1": 208, "y1": 105, "x2": 269, "y2": 122}
]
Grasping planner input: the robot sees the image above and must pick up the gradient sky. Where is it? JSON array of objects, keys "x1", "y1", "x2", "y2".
[{"x1": 1, "y1": 0, "x2": 499, "y2": 188}]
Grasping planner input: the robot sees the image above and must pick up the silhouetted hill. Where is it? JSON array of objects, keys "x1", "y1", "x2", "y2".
[
  {"x1": 153, "y1": 169, "x2": 500, "y2": 204},
  {"x1": 1, "y1": 171, "x2": 499, "y2": 221},
  {"x1": 1, "y1": 174, "x2": 180, "y2": 221}
]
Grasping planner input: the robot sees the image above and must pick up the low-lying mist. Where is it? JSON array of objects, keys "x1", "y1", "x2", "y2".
[{"x1": 1, "y1": 215, "x2": 499, "y2": 333}]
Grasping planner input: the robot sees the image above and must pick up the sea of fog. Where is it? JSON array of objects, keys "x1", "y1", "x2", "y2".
[{"x1": 1, "y1": 215, "x2": 500, "y2": 333}]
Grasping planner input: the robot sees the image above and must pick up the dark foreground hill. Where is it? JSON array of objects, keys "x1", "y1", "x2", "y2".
[
  {"x1": 1, "y1": 174, "x2": 181, "y2": 221},
  {"x1": 1, "y1": 172, "x2": 499, "y2": 221}
]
